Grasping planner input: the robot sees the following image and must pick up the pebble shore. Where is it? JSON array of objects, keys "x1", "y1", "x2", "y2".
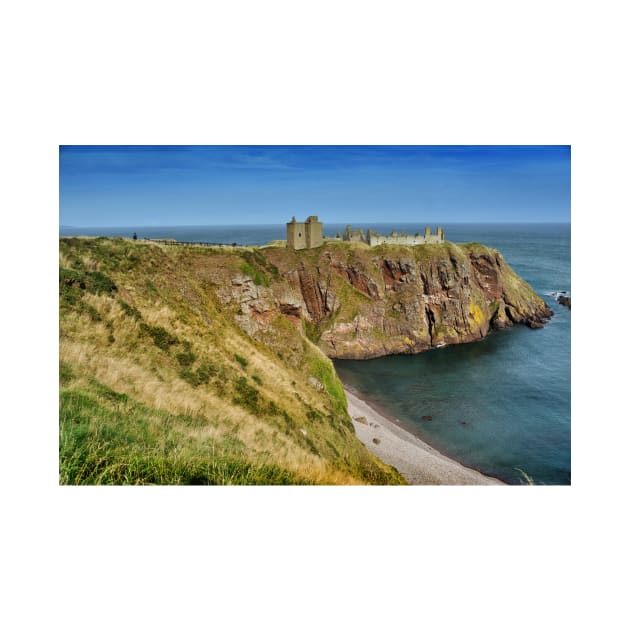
[{"x1": 345, "y1": 388, "x2": 504, "y2": 485}]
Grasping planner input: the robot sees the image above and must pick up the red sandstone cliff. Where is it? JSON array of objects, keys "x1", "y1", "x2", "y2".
[{"x1": 222, "y1": 241, "x2": 552, "y2": 360}]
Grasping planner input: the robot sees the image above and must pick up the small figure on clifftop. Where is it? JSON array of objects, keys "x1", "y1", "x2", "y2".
[{"x1": 132, "y1": 232, "x2": 137, "y2": 240}]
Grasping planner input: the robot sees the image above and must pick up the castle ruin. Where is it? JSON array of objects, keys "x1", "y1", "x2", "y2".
[
  {"x1": 286, "y1": 216, "x2": 323, "y2": 250},
  {"x1": 343, "y1": 224, "x2": 445, "y2": 246},
  {"x1": 286, "y1": 216, "x2": 445, "y2": 249}
]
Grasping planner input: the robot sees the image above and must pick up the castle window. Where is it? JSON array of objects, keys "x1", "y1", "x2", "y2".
[{"x1": 298, "y1": 232, "x2": 301, "y2": 237}]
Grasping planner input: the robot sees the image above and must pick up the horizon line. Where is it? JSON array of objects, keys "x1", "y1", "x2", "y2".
[{"x1": 60, "y1": 220, "x2": 571, "y2": 229}]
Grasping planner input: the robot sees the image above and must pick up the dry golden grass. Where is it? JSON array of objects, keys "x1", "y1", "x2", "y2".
[
  {"x1": 59, "y1": 334, "x2": 366, "y2": 484},
  {"x1": 59, "y1": 237, "x2": 406, "y2": 485}
]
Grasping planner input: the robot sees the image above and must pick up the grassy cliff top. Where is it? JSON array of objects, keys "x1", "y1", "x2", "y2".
[{"x1": 59, "y1": 236, "x2": 404, "y2": 485}]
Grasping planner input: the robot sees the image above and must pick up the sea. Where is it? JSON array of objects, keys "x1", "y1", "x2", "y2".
[{"x1": 60, "y1": 222, "x2": 571, "y2": 485}]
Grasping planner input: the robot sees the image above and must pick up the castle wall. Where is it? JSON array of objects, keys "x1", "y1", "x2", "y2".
[
  {"x1": 365, "y1": 226, "x2": 445, "y2": 246},
  {"x1": 287, "y1": 215, "x2": 323, "y2": 249},
  {"x1": 347, "y1": 232, "x2": 366, "y2": 243},
  {"x1": 289, "y1": 219, "x2": 443, "y2": 249},
  {"x1": 368, "y1": 234, "x2": 427, "y2": 246},
  {"x1": 343, "y1": 225, "x2": 367, "y2": 243},
  {"x1": 286, "y1": 222, "x2": 307, "y2": 250},
  {"x1": 305, "y1": 217, "x2": 323, "y2": 248}
]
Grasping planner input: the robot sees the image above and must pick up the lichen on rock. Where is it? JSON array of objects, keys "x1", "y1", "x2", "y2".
[{"x1": 261, "y1": 241, "x2": 552, "y2": 359}]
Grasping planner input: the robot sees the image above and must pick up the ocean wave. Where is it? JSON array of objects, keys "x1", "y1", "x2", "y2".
[{"x1": 545, "y1": 290, "x2": 571, "y2": 300}]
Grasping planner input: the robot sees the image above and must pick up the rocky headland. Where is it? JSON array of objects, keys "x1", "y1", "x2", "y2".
[{"x1": 225, "y1": 240, "x2": 553, "y2": 359}]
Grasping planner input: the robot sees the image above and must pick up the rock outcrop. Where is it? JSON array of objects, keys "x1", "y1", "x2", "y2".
[
  {"x1": 548, "y1": 291, "x2": 571, "y2": 310},
  {"x1": 222, "y1": 241, "x2": 553, "y2": 360},
  {"x1": 237, "y1": 242, "x2": 552, "y2": 359}
]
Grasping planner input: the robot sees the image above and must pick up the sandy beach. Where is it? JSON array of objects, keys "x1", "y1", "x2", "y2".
[{"x1": 345, "y1": 387, "x2": 504, "y2": 485}]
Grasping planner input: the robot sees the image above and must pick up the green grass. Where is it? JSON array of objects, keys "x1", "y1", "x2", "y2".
[
  {"x1": 232, "y1": 376, "x2": 261, "y2": 414},
  {"x1": 59, "y1": 268, "x2": 117, "y2": 295},
  {"x1": 140, "y1": 323, "x2": 179, "y2": 351},
  {"x1": 303, "y1": 318, "x2": 323, "y2": 343},
  {"x1": 60, "y1": 380, "x2": 311, "y2": 485},
  {"x1": 119, "y1": 300, "x2": 143, "y2": 321},
  {"x1": 59, "y1": 268, "x2": 117, "y2": 308},
  {"x1": 86, "y1": 271, "x2": 118, "y2": 294},
  {"x1": 239, "y1": 262, "x2": 269, "y2": 287},
  {"x1": 84, "y1": 303, "x2": 102, "y2": 322},
  {"x1": 59, "y1": 360, "x2": 74, "y2": 386},
  {"x1": 179, "y1": 361, "x2": 217, "y2": 387},
  {"x1": 59, "y1": 237, "x2": 407, "y2": 485},
  {"x1": 241, "y1": 249, "x2": 280, "y2": 281},
  {"x1": 515, "y1": 467, "x2": 536, "y2": 485},
  {"x1": 176, "y1": 351, "x2": 196, "y2": 367},
  {"x1": 304, "y1": 348, "x2": 347, "y2": 415}
]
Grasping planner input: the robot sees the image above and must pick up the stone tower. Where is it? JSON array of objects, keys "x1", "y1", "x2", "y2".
[{"x1": 286, "y1": 215, "x2": 323, "y2": 250}]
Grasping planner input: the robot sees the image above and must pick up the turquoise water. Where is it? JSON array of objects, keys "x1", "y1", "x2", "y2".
[
  {"x1": 334, "y1": 223, "x2": 570, "y2": 485},
  {"x1": 60, "y1": 222, "x2": 570, "y2": 484}
]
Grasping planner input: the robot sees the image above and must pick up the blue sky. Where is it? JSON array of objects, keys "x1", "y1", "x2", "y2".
[{"x1": 59, "y1": 146, "x2": 570, "y2": 226}]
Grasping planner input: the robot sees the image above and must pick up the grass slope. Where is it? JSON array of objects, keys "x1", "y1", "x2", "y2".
[{"x1": 59, "y1": 237, "x2": 404, "y2": 485}]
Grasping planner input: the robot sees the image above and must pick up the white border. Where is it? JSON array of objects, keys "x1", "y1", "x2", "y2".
[{"x1": 4, "y1": 1, "x2": 628, "y2": 629}]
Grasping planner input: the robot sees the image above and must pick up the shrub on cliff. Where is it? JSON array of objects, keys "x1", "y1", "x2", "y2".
[
  {"x1": 140, "y1": 323, "x2": 179, "y2": 351},
  {"x1": 58, "y1": 237, "x2": 406, "y2": 486}
]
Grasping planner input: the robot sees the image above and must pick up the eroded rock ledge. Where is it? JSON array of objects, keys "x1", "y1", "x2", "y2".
[{"x1": 223, "y1": 241, "x2": 553, "y2": 360}]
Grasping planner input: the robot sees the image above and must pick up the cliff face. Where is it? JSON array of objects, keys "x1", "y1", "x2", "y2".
[
  {"x1": 58, "y1": 237, "x2": 551, "y2": 484},
  {"x1": 255, "y1": 241, "x2": 552, "y2": 359},
  {"x1": 59, "y1": 238, "x2": 405, "y2": 485}
]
